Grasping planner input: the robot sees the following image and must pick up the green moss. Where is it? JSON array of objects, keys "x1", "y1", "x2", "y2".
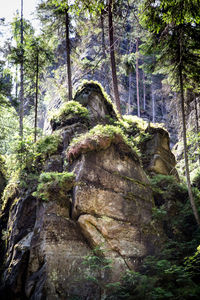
[
  {"x1": 36, "y1": 133, "x2": 62, "y2": 160},
  {"x1": 67, "y1": 124, "x2": 139, "y2": 159},
  {"x1": 33, "y1": 171, "x2": 75, "y2": 202},
  {"x1": 1, "y1": 181, "x2": 19, "y2": 211},
  {"x1": 50, "y1": 100, "x2": 89, "y2": 130}
]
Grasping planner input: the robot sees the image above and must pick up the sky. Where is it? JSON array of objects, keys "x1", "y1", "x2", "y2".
[{"x1": 1, "y1": 0, "x2": 39, "y2": 23}]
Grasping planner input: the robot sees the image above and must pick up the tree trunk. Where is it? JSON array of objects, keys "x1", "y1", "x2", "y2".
[
  {"x1": 19, "y1": 0, "x2": 24, "y2": 138},
  {"x1": 151, "y1": 77, "x2": 155, "y2": 123},
  {"x1": 34, "y1": 51, "x2": 39, "y2": 143},
  {"x1": 136, "y1": 37, "x2": 140, "y2": 117},
  {"x1": 194, "y1": 97, "x2": 200, "y2": 165},
  {"x1": 65, "y1": 7, "x2": 72, "y2": 101},
  {"x1": 128, "y1": 72, "x2": 132, "y2": 114},
  {"x1": 108, "y1": 0, "x2": 121, "y2": 115},
  {"x1": 100, "y1": 10, "x2": 110, "y2": 94},
  {"x1": 142, "y1": 69, "x2": 146, "y2": 111},
  {"x1": 179, "y1": 51, "x2": 200, "y2": 226},
  {"x1": 15, "y1": 65, "x2": 18, "y2": 100}
]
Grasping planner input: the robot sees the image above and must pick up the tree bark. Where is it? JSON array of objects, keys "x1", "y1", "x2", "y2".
[
  {"x1": 108, "y1": 0, "x2": 121, "y2": 115},
  {"x1": 179, "y1": 35, "x2": 200, "y2": 226},
  {"x1": 151, "y1": 77, "x2": 155, "y2": 123},
  {"x1": 65, "y1": 7, "x2": 72, "y2": 101},
  {"x1": 128, "y1": 72, "x2": 132, "y2": 114},
  {"x1": 19, "y1": 0, "x2": 24, "y2": 138},
  {"x1": 194, "y1": 97, "x2": 200, "y2": 165},
  {"x1": 142, "y1": 69, "x2": 146, "y2": 111},
  {"x1": 34, "y1": 51, "x2": 39, "y2": 143},
  {"x1": 100, "y1": 10, "x2": 110, "y2": 94},
  {"x1": 136, "y1": 37, "x2": 140, "y2": 117}
]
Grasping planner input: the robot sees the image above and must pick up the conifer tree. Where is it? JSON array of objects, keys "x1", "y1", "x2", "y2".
[
  {"x1": 19, "y1": 0, "x2": 24, "y2": 139},
  {"x1": 140, "y1": 0, "x2": 200, "y2": 226},
  {"x1": 38, "y1": 0, "x2": 73, "y2": 101}
]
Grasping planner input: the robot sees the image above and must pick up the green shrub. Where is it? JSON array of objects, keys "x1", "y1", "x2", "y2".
[
  {"x1": 150, "y1": 174, "x2": 188, "y2": 205},
  {"x1": 192, "y1": 168, "x2": 200, "y2": 190}
]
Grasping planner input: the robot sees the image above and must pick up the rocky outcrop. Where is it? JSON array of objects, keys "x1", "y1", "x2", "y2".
[
  {"x1": 74, "y1": 81, "x2": 118, "y2": 126},
  {"x1": 70, "y1": 141, "x2": 161, "y2": 276},
  {"x1": 139, "y1": 127, "x2": 179, "y2": 180},
  {"x1": 0, "y1": 82, "x2": 178, "y2": 299}
]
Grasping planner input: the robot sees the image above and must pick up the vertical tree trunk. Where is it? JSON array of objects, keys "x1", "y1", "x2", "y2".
[
  {"x1": 108, "y1": 0, "x2": 121, "y2": 115},
  {"x1": 34, "y1": 51, "x2": 39, "y2": 143},
  {"x1": 142, "y1": 69, "x2": 146, "y2": 111},
  {"x1": 100, "y1": 10, "x2": 110, "y2": 94},
  {"x1": 128, "y1": 72, "x2": 132, "y2": 114},
  {"x1": 179, "y1": 35, "x2": 200, "y2": 226},
  {"x1": 194, "y1": 97, "x2": 200, "y2": 165},
  {"x1": 19, "y1": 0, "x2": 24, "y2": 138},
  {"x1": 151, "y1": 77, "x2": 155, "y2": 123},
  {"x1": 136, "y1": 37, "x2": 140, "y2": 117},
  {"x1": 65, "y1": 7, "x2": 72, "y2": 101},
  {"x1": 15, "y1": 65, "x2": 18, "y2": 100},
  {"x1": 101, "y1": 10, "x2": 106, "y2": 59},
  {"x1": 194, "y1": 97, "x2": 199, "y2": 132}
]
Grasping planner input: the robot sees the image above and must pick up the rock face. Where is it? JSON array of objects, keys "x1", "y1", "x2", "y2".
[
  {"x1": 140, "y1": 127, "x2": 179, "y2": 180},
  {"x1": 74, "y1": 82, "x2": 118, "y2": 126},
  {"x1": 0, "y1": 82, "x2": 177, "y2": 299},
  {"x1": 71, "y1": 143, "x2": 160, "y2": 275}
]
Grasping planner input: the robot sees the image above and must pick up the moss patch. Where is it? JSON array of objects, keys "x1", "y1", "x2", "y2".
[
  {"x1": 36, "y1": 133, "x2": 62, "y2": 161},
  {"x1": 50, "y1": 100, "x2": 89, "y2": 131},
  {"x1": 33, "y1": 171, "x2": 75, "y2": 202},
  {"x1": 66, "y1": 124, "x2": 139, "y2": 162},
  {"x1": 1, "y1": 181, "x2": 19, "y2": 211}
]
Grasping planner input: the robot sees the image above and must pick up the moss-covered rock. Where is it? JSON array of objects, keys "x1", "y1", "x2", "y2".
[
  {"x1": 36, "y1": 132, "x2": 63, "y2": 160},
  {"x1": 74, "y1": 81, "x2": 119, "y2": 126},
  {"x1": 33, "y1": 171, "x2": 75, "y2": 203},
  {"x1": 66, "y1": 124, "x2": 139, "y2": 163},
  {"x1": 50, "y1": 100, "x2": 89, "y2": 131}
]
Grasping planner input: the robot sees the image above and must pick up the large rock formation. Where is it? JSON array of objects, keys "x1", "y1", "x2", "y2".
[
  {"x1": 0, "y1": 82, "x2": 177, "y2": 299},
  {"x1": 139, "y1": 127, "x2": 179, "y2": 180}
]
